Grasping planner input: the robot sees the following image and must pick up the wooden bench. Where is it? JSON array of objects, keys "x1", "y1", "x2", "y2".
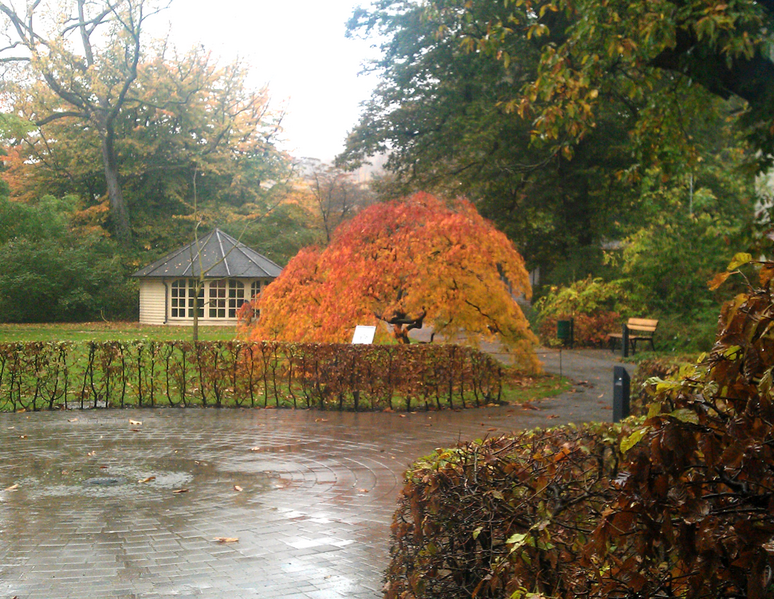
[{"x1": 608, "y1": 318, "x2": 658, "y2": 355}]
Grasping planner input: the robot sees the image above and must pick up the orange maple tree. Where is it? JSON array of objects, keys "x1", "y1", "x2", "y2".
[{"x1": 244, "y1": 192, "x2": 538, "y2": 367}]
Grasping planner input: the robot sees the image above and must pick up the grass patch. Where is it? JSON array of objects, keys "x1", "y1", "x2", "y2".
[
  {"x1": 0, "y1": 321, "x2": 236, "y2": 343},
  {"x1": 501, "y1": 372, "x2": 570, "y2": 404},
  {"x1": 0, "y1": 326, "x2": 566, "y2": 410}
]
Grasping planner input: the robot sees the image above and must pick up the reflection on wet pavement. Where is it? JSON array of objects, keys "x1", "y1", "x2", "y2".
[{"x1": 0, "y1": 370, "x2": 617, "y2": 599}]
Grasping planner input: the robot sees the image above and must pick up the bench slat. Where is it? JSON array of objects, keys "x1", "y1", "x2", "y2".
[
  {"x1": 609, "y1": 317, "x2": 658, "y2": 355},
  {"x1": 628, "y1": 318, "x2": 658, "y2": 326},
  {"x1": 626, "y1": 318, "x2": 658, "y2": 334}
]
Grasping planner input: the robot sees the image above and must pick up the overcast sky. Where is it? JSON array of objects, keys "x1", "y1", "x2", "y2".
[{"x1": 160, "y1": 0, "x2": 379, "y2": 162}]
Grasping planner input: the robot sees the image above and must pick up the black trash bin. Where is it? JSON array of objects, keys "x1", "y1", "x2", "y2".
[{"x1": 556, "y1": 318, "x2": 574, "y2": 348}]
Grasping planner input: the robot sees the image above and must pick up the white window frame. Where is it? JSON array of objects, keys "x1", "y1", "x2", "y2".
[
  {"x1": 228, "y1": 280, "x2": 246, "y2": 318},
  {"x1": 169, "y1": 279, "x2": 257, "y2": 321}
]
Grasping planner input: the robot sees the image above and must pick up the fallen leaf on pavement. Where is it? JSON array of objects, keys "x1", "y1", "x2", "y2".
[
  {"x1": 4, "y1": 484, "x2": 19, "y2": 492},
  {"x1": 172, "y1": 488, "x2": 189, "y2": 494},
  {"x1": 233, "y1": 485, "x2": 243, "y2": 492},
  {"x1": 213, "y1": 537, "x2": 238, "y2": 543},
  {"x1": 138, "y1": 476, "x2": 156, "y2": 483}
]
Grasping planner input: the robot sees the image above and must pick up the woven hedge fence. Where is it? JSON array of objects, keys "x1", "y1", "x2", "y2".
[{"x1": 0, "y1": 341, "x2": 503, "y2": 412}]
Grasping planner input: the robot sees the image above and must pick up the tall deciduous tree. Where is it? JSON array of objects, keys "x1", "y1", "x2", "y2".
[
  {"x1": 0, "y1": 0, "x2": 169, "y2": 243},
  {"x1": 339, "y1": 0, "x2": 688, "y2": 271},
  {"x1": 284, "y1": 160, "x2": 375, "y2": 245},
  {"x1": 246, "y1": 192, "x2": 538, "y2": 368},
  {"x1": 308, "y1": 164, "x2": 373, "y2": 244},
  {"x1": 467, "y1": 0, "x2": 774, "y2": 170},
  {"x1": 340, "y1": 0, "x2": 760, "y2": 277},
  {"x1": 2, "y1": 44, "x2": 290, "y2": 248}
]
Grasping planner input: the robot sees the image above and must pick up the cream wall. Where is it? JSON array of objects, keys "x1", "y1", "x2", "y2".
[
  {"x1": 138, "y1": 278, "x2": 269, "y2": 326},
  {"x1": 139, "y1": 279, "x2": 166, "y2": 325}
]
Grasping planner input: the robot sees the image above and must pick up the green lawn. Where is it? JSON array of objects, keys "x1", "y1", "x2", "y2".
[
  {"x1": 501, "y1": 372, "x2": 571, "y2": 405},
  {"x1": 0, "y1": 322, "x2": 570, "y2": 407},
  {"x1": 0, "y1": 321, "x2": 237, "y2": 343}
]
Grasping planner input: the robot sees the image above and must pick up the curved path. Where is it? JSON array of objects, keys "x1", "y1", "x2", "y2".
[{"x1": 0, "y1": 348, "x2": 630, "y2": 599}]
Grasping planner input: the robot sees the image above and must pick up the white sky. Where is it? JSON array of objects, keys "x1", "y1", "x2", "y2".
[{"x1": 160, "y1": 0, "x2": 379, "y2": 162}]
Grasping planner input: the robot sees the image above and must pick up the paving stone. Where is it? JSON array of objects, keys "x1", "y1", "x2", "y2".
[{"x1": 0, "y1": 348, "x2": 625, "y2": 597}]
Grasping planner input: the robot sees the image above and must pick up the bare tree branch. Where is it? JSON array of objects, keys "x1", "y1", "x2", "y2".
[{"x1": 35, "y1": 110, "x2": 87, "y2": 126}]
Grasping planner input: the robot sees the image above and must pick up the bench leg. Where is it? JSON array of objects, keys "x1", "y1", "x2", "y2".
[{"x1": 622, "y1": 325, "x2": 630, "y2": 358}]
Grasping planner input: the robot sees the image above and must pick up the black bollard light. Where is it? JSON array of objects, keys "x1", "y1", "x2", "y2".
[{"x1": 613, "y1": 366, "x2": 630, "y2": 422}]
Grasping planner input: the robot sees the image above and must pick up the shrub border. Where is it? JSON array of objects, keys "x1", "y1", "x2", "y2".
[{"x1": 0, "y1": 341, "x2": 503, "y2": 412}]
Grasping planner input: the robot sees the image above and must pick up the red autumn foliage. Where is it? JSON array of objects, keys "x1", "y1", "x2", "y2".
[{"x1": 244, "y1": 192, "x2": 538, "y2": 372}]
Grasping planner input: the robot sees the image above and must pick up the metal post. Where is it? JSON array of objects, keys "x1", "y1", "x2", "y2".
[
  {"x1": 621, "y1": 324, "x2": 629, "y2": 358},
  {"x1": 559, "y1": 347, "x2": 562, "y2": 377},
  {"x1": 613, "y1": 366, "x2": 630, "y2": 422}
]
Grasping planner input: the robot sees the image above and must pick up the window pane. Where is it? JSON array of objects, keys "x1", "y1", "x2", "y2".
[
  {"x1": 228, "y1": 281, "x2": 245, "y2": 318},
  {"x1": 171, "y1": 280, "x2": 187, "y2": 318},
  {"x1": 209, "y1": 280, "x2": 227, "y2": 318},
  {"x1": 189, "y1": 282, "x2": 203, "y2": 318}
]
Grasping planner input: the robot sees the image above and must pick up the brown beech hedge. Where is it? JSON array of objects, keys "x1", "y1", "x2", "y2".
[
  {"x1": 0, "y1": 341, "x2": 502, "y2": 412},
  {"x1": 386, "y1": 423, "x2": 629, "y2": 599},
  {"x1": 386, "y1": 258, "x2": 774, "y2": 599}
]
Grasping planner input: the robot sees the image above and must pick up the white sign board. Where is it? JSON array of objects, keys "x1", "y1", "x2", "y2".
[{"x1": 351, "y1": 325, "x2": 377, "y2": 345}]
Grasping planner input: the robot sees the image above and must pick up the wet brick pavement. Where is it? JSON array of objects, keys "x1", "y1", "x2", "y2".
[{"x1": 0, "y1": 348, "x2": 629, "y2": 598}]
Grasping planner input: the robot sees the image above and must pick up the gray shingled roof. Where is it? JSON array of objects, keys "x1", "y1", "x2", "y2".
[{"x1": 132, "y1": 229, "x2": 282, "y2": 279}]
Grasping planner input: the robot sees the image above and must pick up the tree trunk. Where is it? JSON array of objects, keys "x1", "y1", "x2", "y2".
[
  {"x1": 99, "y1": 126, "x2": 131, "y2": 244},
  {"x1": 392, "y1": 324, "x2": 410, "y2": 344},
  {"x1": 192, "y1": 279, "x2": 204, "y2": 342}
]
